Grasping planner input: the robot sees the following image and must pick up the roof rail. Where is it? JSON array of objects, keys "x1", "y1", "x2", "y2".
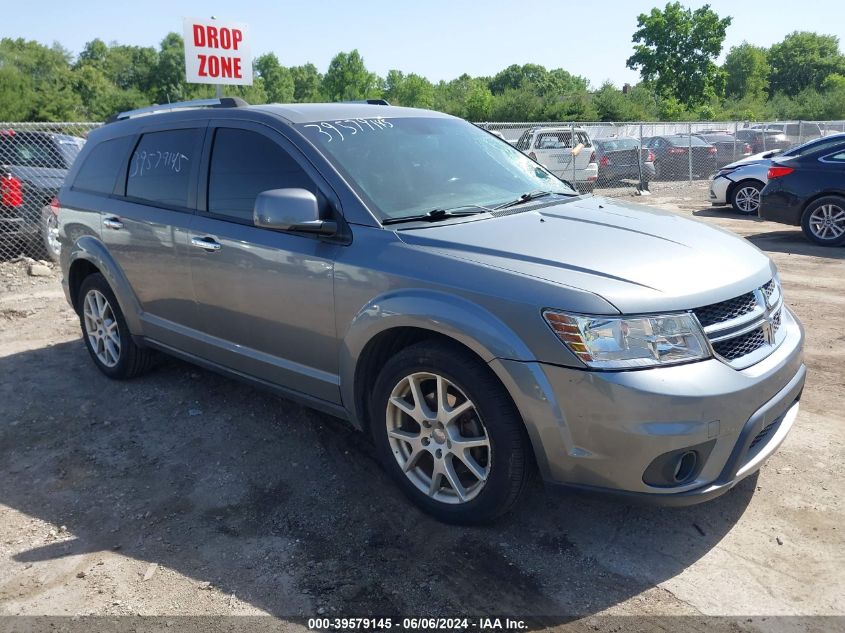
[
  {"x1": 108, "y1": 97, "x2": 249, "y2": 123},
  {"x1": 340, "y1": 99, "x2": 391, "y2": 106}
]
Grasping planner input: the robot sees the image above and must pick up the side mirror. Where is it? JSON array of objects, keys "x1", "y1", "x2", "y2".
[{"x1": 253, "y1": 188, "x2": 337, "y2": 235}]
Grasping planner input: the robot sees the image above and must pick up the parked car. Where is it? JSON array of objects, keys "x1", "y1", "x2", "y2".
[
  {"x1": 710, "y1": 133, "x2": 845, "y2": 215},
  {"x1": 735, "y1": 128, "x2": 790, "y2": 154},
  {"x1": 59, "y1": 99, "x2": 804, "y2": 524},
  {"x1": 515, "y1": 126, "x2": 598, "y2": 192},
  {"x1": 693, "y1": 133, "x2": 752, "y2": 168},
  {"x1": 0, "y1": 129, "x2": 85, "y2": 260},
  {"x1": 642, "y1": 134, "x2": 717, "y2": 180},
  {"x1": 592, "y1": 137, "x2": 655, "y2": 185},
  {"x1": 759, "y1": 140, "x2": 845, "y2": 246},
  {"x1": 750, "y1": 122, "x2": 823, "y2": 146}
]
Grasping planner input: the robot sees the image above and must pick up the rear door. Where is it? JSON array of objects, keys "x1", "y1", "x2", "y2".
[
  {"x1": 187, "y1": 121, "x2": 341, "y2": 403},
  {"x1": 101, "y1": 123, "x2": 206, "y2": 346}
]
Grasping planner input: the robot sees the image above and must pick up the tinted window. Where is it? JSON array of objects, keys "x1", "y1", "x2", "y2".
[
  {"x1": 56, "y1": 136, "x2": 85, "y2": 167},
  {"x1": 126, "y1": 129, "x2": 202, "y2": 208},
  {"x1": 208, "y1": 128, "x2": 315, "y2": 222},
  {"x1": 595, "y1": 138, "x2": 639, "y2": 151},
  {"x1": 3, "y1": 133, "x2": 66, "y2": 168},
  {"x1": 785, "y1": 135, "x2": 845, "y2": 157},
  {"x1": 73, "y1": 135, "x2": 135, "y2": 194},
  {"x1": 826, "y1": 151, "x2": 845, "y2": 162},
  {"x1": 668, "y1": 136, "x2": 708, "y2": 146}
]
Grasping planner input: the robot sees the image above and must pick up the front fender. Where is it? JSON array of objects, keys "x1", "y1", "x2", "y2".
[
  {"x1": 65, "y1": 236, "x2": 144, "y2": 335},
  {"x1": 339, "y1": 289, "x2": 537, "y2": 426}
]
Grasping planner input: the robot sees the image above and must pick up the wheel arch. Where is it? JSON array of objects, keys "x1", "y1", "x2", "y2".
[
  {"x1": 727, "y1": 177, "x2": 765, "y2": 204},
  {"x1": 341, "y1": 290, "x2": 537, "y2": 433},
  {"x1": 800, "y1": 190, "x2": 845, "y2": 217},
  {"x1": 66, "y1": 236, "x2": 143, "y2": 334}
]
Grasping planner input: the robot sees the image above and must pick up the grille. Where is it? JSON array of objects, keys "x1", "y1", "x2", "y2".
[
  {"x1": 749, "y1": 420, "x2": 778, "y2": 450},
  {"x1": 694, "y1": 292, "x2": 758, "y2": 327},
  {"x1": 763, "y1": 279, "x2": 776, "y2": 302},
  {"x1": 772, "y1": 307, "x2": 782, "y2": 333},
  {"x1": 712, "y1": 327, "x2": 766, "y2": 360}
]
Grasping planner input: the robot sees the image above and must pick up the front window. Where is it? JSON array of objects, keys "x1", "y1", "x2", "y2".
[{"x1": 299, "y1": 117, "x2": 574, "y2": 222}]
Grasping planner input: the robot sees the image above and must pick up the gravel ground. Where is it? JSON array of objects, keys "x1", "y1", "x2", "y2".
[{"x1": 0, "y1": 184, "x2": 843, "y2": 631}]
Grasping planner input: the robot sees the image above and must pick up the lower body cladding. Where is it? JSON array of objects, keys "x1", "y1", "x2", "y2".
[{"x1": 491, "y1": 306, "x2": 805, "y2": 505}]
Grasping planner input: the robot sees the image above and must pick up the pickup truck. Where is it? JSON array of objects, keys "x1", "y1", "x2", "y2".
[{"x1": 1, "y1": 130, "x2": 85, "y2": 260}]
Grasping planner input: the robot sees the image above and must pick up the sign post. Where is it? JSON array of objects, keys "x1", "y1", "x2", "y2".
[{"x1": 183, "y1": 17, "x2": 253, "y2": 95}]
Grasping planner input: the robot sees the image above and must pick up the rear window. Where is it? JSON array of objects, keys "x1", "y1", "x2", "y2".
[
  {"x1": 126, "y1": 129, "x2": 203, "y2": 208},
  {"x1": 698, "y1": 134, "x2": 733, "y2": 143},
  {"x1": 595, "y1": 138, "x2": 639, "y2": 151},
  {"x1": 534, "y1": 131, "x2": 590, "y2": 149},
  {"x1": 72, "y1": 136, "x2": 135, "y2": 195},
  {"x1": 669, "y1": 136, "x2": 708, "y2": 146},
  {"x1": 1, "y1": 134, "x2": 67, "y2": 169},
  {"x1": 57, "y1": 137, "x2": 85, "y2": 168}
]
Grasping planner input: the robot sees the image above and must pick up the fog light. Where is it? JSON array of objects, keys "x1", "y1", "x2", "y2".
[{"x1": 642, "y1": 440, "x2": 715, "y2": 488}]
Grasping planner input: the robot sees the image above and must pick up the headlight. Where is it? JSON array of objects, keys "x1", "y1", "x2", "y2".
[{"x1": 542, "y1": 310, "x2": 711, "y2": 369}]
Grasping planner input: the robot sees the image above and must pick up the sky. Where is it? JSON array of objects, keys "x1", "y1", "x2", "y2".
[{"x1": 3, "y1": 0, "x2": 844, "y2": 88}]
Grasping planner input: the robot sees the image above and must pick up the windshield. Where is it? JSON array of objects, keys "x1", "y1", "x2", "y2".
[{"x1": 299, "y1": 117, "x2": 575, "y2": 221}]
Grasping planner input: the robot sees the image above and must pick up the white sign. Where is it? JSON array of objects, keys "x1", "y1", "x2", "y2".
[{"x1": 183, "y1": 17, "x2": 253, "y2": 85}]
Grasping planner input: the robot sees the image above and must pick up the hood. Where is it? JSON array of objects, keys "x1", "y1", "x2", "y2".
[
  {"x1": 722, "y1": 149, "x2": 782, "y2": 170},
  {"x1": 395, "y1": 196, "x2": 774, "y2": 314}
]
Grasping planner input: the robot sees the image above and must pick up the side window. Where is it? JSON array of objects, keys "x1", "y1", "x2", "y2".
[
  {"x1": 824, "y1": 151, "x2": 845, "y2": 162},
  {"x1": 73, "y1": 136, "x2": 136, "y2": 195},
  {"x1": 126, "y1": 129, "x2": 202, "y2": 208},
  {"x1": 207, "y1": 128, "x2": 316, "y2": 223}
]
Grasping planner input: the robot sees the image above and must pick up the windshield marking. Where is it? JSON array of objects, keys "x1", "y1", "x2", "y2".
[{"x1": 304, "y1": 118, "x2": 393, "y2": 143}]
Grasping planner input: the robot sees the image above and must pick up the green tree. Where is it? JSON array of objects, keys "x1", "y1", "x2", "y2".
[
  {"x1": 627, "y1": 2, "x2": 732, "y2": 108},
  {"x1": 290, "y1": 63, "x2": 322, "y2": 102},
  {"x1": 768, "y1": 31, "x2": 845, "y2": 96},
  {"x1": 254, "y1": 53, "x2": 294, "y2": 103},
  {"x1": 592, "y1": 81, "x2": 631, "y2": 121},
  {"x1": 384, "y1": 70, "x2": 435, "y2": 108},
  {"x1": 723, "y1": 43, "x2": 770, "y2": 100},
  {"x1": 0, "y1": 38, "x2": 81, "y2": 120},
  {"x1": 153, "y1": 32, "x2": 189, "y2": 103},
  {"x1": 321, "y1": 50, "x2": 379, "y2": 102}
]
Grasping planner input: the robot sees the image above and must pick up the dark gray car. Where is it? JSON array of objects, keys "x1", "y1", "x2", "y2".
[{"x1": 58, "y1": 99, "x2": 805, "y2": 523}]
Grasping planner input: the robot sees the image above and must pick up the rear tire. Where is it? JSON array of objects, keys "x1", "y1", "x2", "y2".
[
  {"x1": 801, "y1": 196, "x2": 845, "y2": 246},
  {"x1": 370, "y1": 340, "x2": 531, "y2": 524},
  {"x1": 77, "y1": 273, "x2": 156, "y2": 379},
  {"x1": 730, "y1": 180, "x2": 763, "y2": 215}
]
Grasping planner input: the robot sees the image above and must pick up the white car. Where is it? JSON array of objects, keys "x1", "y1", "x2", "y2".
[
  {"x1": 710, "y1": 133, "x2": 845, "y2": 215},
  {"x1": 515, "y1": 126, "x2": 598, "y2": 192}
]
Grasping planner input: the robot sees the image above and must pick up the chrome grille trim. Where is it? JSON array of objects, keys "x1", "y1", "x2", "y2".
[{"x1": 693, "y1": 278, "x2": 786, "y2": 369}]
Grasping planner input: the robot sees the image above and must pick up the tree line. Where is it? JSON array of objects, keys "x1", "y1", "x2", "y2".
[{"x1": 1, "y1": 2, "x2": 844, "y2": 123}]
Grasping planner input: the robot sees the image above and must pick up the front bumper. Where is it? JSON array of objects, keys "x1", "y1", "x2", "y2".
[
  {"x1": 491, "y1": 306, "x2": 805, "y2": 505},
  {"x1": 709, "y1": 174, "x2": 731, "y2": 205}
]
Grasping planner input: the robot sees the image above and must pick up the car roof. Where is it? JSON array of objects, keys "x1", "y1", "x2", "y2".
[{"x1": 247, "y1": 103, "x2": 452, "y2": 124}]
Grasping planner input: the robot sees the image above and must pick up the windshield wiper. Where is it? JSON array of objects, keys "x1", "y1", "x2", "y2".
[
  {"x1": 493, "y1": 190, "x2": 572, "y2": 210},
  {"x1": 381, "y1": 205, "x2": 489, "y2": 226}
]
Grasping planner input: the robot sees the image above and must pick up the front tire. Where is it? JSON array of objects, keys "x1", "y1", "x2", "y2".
[
  {"x1": 370, "y1": 341, "x2": 531, "y2": 524},
  {"x1": 801, "y1": 196, "x2": 845, "y2": 246},
  {"x1": 77, "y1": 273, "x2": 155, "y2": 379},
  {"x1": 730, "y1": 180, "x2": 763, "y2": 215}
]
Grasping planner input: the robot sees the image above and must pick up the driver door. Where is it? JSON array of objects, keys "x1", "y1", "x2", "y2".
[{"x1": 188, "y1": 121, "x2": 342, "y2": 403}]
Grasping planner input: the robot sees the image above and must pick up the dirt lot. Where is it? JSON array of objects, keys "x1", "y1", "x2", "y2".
[{"x1": 1, "y1": 183, "x2": 843, "y2": 631}]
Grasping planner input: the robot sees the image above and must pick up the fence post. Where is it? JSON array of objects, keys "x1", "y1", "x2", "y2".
[
  {"x1": 733, "y1": 120, "x2": 737, "y2": 163},
  {"x1": 571, "y1": 121, "x2": 577, "y2": 191},
  {"x1": 637, "y1": 123, "x2": 645, "y2": 193},
  {"x1": 798, "y1": 120, "x2": 803, "y2": 145},
  {"x1": 688, "y1": 122, "x2": 693, "y2": 182}
]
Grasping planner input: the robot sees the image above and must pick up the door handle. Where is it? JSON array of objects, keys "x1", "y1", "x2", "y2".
[
  {"x1": 191, "y1": 236, "x2": 222, "y2": 252},
  {"x1": 103, "y1": 217, "x2": 124, "y2": 230}
]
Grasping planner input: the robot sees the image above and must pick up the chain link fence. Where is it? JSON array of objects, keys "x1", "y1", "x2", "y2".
[
  {"x1": 479, "y1": 120, "x2": 845, "y2": 196},
  {"x1": 0, "y1": 122, "x2": 100, "y2": 262},
  {"x1": 2, "y1": 119, "x2": 844, "y2": 261}
]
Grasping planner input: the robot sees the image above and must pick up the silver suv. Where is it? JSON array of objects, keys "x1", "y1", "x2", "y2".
[{"x1": 58, "y1": 99, "x2": 805, "y2": 523}]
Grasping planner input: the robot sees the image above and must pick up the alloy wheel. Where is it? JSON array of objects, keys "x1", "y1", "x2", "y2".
[
  {"x1": 385, "y1": 372, "x2": 491, "y2": 504},
  {"x1": 735, "y1": 185, "x2": 761, "y2": 214},
  {"x1": 82, "y1": 289, "x2": 121, "y2": 367},
  {"x1": 808, "y1": 204, "x2": 845, "y2": 241}
]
